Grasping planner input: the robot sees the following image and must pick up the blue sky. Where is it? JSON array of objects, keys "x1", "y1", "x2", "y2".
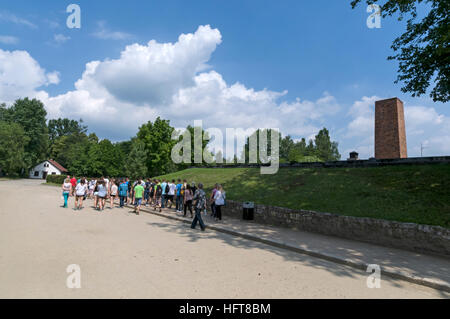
[{"x1": 0, "y1": 0, "x2": 448, "y2": 158}]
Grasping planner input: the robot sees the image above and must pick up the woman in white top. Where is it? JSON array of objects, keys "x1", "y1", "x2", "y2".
[
  {"x1": 213, "y1": 185, "x2": 226, "y2": 221},
  {"x1": 96, "y1": 179, "x2": 108, "y2": 211},
  {"x1": 88, "y1": 179, "x2": 95, "y2": 199},
  {"x1": 61, "y1": 178, "x2": 72, "y2": 208},
  {"x1": 75, "y1": 178, "x2": 88, "y2": 210},
  {"x1": 109, "y1": 180, "x2": 118, "y2": 209}
]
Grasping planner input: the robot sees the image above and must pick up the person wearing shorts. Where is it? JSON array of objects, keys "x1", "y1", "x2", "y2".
[
  {"x1": 133, "y1": 180, "x2": 145, "y2": 215},
  {"x1": 110, "y1": 180, "x2": 118, "y2": 209},
  {"x1": 96, "y1": 179, "x2": 107, "y2": 210},
  {"x1": 74, "y1": 178, "x2": 87, "y2": 210}
]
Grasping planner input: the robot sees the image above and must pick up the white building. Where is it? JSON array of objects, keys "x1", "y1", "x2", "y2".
[{"x1": 29, "y1": 159, "x2": 68, "y2": 179}]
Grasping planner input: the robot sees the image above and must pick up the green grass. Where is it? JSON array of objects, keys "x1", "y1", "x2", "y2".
[{"x1": 154, "y1": 165, "x2": 450, "y2": 228}]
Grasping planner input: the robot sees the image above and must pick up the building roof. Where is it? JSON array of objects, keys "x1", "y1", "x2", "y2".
[{"x1": 47, "y1": 159, "x2": 68, "y2": 173}]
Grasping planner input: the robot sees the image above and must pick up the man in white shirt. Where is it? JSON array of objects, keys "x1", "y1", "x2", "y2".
[{"x1": 167, "y1": 180, "x2": 177, "y2": 209}]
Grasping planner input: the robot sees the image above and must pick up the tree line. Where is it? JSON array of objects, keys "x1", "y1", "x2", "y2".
[{"x1": 0, "y1": 98, "x2": 340, "y2": 177}]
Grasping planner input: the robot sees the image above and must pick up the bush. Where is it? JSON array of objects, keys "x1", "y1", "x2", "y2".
[{"x1": 46, "y1": 174, "x2": 66, "y2": 184}]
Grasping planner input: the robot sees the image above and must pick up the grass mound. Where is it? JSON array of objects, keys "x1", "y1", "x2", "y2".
[{"x1": 154, "y1": 165, "x2": 450, "y2": 228}]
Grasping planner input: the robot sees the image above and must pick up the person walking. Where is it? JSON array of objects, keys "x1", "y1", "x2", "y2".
[
  {"x1": 93, "y1": 179, "x2": 99, "y2": 209},
  {"x1": 61, "y1": 178, "x2": 72, "y2": 208},
  {"x1": 191, "y1": 183, "x2": 206, "y2": 231},
  {"x1": 210, "y1": 183, "x2": 218, "y2": 218},
  {"x1": 176, "y1": 179, "x2": 183, "y2": 213},
  {"x1": 191, "y1": 182, "x2": 197, "y2": 196},
  {"x1": 160, "y1": 179, "x2": 167, "y2": 209},
  {"x1": 110, "y1": 180, "x2": 118, "y2": 209},
  {"x1": 74, "y1": 178, "x2": 88, "y2": 210},
  {"x1": 127, "y1": 178, "x2": 133, "y2": 204},
  {"x1": 183, "y1": 184, "x2": 193, "y2": 217},
  {"x1": 88, "y1": 179, "x2": 95, "y2": 199},
  {"x1": 96, "y1": 179, "x2": 108, "y2": 211},
  {"x1": 133, "y1": 179, "x2": 145, "y2": 215},
  {"x1": 213, "y1": 185, "x2": 226, "y2": 221},
  {"x1": 148, "y1": 179, "x2": 155, "y2": 206},
  {"x1": 70, "y1": 176, "x2": 77, "y2": 196},
  {"x1": 167, "y1": 179, "x2": 176, "y2": 209},
  {"x1": 118, "y1": 179, "x2": 128, "y2": 208},
  {"x1": 153, "y1": 180, "x2": 162, "y2": 212},
  {"x1": 144, "y1": 178, "x2": 151, "y2": 206}
]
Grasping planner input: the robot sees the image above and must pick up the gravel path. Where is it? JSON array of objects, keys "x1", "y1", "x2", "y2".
[{"x1": 0, "y1": 179, "x2": 447, "y2": 298}]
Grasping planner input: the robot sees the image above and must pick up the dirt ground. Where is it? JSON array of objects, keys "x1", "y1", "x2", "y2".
[{"x1": 0, "y1": 179, "x2": 448, "y2": 298}]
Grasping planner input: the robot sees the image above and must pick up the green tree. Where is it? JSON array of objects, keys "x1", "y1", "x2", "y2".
[
  {"x1": 136, "y1": 117, "x2": 176, "y2": 176},
  {"x1": 174, "y1": 125, "x2": 211, "y2": 169},
  {"x1": 0, "y1": 103, "x2": 10, "y2": 121},
  {"x1": 50, "y1": 132, "x2": 91, "y2": 176},
  {"x1": 314, "y1": 128, "x2": 341, "y2": 161},
  {"x1": 0, "y1": 121, "x2": 29, "y2": 176},
  {"x1": 125, "y1": 140, "x2": 148, "y2": 179},
  {"x1": 4, "y1": 98, "x2": 48, "y2": 166},
  {"x1": 351, "y1": 0, "x2": 449, "y2": 102},
  {"x1": 280, "y1": 135, "x2": 295, "y2": 163},
  {"x1": 48, "y1": 118, "x2": 87, "y2": 146},
  {"x1": 243, "y1": 129, "x2": 281, "y2": 164},
  {"x1": 87, "y1": 139, "x2": 124, "y2": 177},
  {"x1": 306, "y1": 139, "x2": 316, "y2": 157},
  {"x1": 288, "y1": 138, "x2": 307, "y2": 163},
  {"x1": 214, "y1": 150, "x2": 224, "y2": 164}
]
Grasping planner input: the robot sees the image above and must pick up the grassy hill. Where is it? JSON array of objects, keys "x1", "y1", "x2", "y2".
[{"x1": 154, "y1": 165, "x2": 450, "y2": 228}]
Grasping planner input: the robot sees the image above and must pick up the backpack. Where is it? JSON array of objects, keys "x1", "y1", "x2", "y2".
[
  {"x1": 156, "y1": 185, "x2": 162, "y2": 196},
  {"x1": 164, "y1": 184, "x2": 170, "y2": 194},
  {"x1": 150, "y1": 183, "x2": 155, "y2": 194}
]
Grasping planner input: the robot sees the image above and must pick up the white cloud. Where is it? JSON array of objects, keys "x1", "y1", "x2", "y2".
[
  {"x1": 53, "y1": 34, "x2": 70, "y2": 44},
  {"x1": 0, "y1": 11, "x2": 37, "y2": 29},
  {"x1": 38, "y1": 25, "x2": 340, "y2": 143},
  {"x1": 0, "y1": 49, "x2": 59, "y2": 104},
  {"x1": 0, "y1": 24, "x2": 448, "y2": 159},
  {"x1": 0, "y1": 35, "x2": 19, "y2": 44},
  {"x1": 91, "y1": 21, "x2": 133, "y2": 40},
  {"x1": 345, "y1": 96, "x2": 379, "y2": 138}
]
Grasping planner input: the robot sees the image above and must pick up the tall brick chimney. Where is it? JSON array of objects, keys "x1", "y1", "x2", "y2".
[{"x1": 375, "y1": 97, "x2": 407, "y2": 159}]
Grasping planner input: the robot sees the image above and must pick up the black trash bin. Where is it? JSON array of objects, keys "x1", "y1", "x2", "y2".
[{"x1": 242, "y1": 202, "x2": 254, "y2": 220}]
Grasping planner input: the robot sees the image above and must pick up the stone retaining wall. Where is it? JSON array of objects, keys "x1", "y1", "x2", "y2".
[{"x1": 213, "y1": 199, "x2": 450, "y2": 257}]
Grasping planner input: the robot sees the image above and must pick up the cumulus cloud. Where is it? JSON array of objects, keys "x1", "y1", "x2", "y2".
[
  {"x1": 0, "y1": 49, "x2": 59, "y2": 104},
  {"x1": 0, "y1": 24, "x2": 448, "y2": 159},
  {"x1": 39, "y1": 25, "x2": 340, "y2": 143}
]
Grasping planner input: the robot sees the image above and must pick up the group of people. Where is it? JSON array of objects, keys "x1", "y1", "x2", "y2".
[{"x1": 61, "y1": 176, "x2": 227, "y2": 231}]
